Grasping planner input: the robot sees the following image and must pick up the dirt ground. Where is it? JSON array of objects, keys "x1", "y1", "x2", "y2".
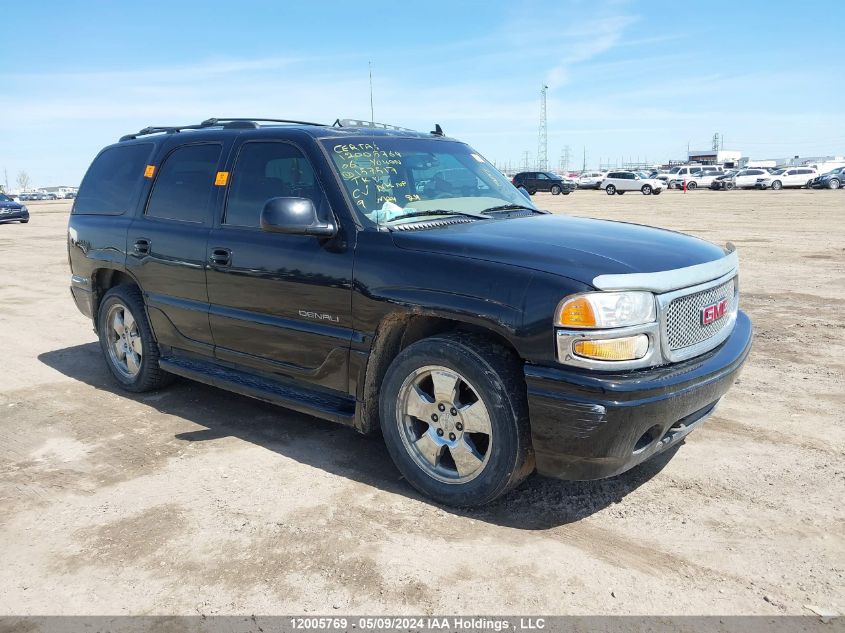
[{"x1": 0, "y1": 190, "x2": 842, "y2": 617}]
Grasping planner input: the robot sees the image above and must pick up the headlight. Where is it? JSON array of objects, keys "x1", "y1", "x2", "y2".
[
  {"x1": 21, "y1": 205, "x2": 28, "y2": 212},
  {"x1": 556, "y1": 291, "x2": 656, "y2": 329}
]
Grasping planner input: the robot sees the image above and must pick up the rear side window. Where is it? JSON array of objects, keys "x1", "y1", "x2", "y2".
[
  {"x1": 146, "y1": 144, "x2": 222, "y2": 223},
  {"x1": 73, "y1": 143, "x2": 153, "y2": 215},
  {"x1": 225, "y1": 142, "x2": 327, "y2": 228}
]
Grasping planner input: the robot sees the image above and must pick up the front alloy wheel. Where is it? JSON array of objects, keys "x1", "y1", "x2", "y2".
[
  {"x1": 771, "y1": 180, "x2": 783, "y2": 190},
  {"x1": 829, "y1": 178, "x2": 841, "y2": 189},
  {"x1": 379, "y1": 334, "x2": 533, "y2": 506},
  {"x1": 396, "y1": 366, "x2": 491, "y2": 483},
  {"x1": 641, "y1": 185, "x2": 652, "y2": 195}
]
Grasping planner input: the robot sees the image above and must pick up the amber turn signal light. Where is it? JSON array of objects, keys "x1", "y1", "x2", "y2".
[{"x1": 573, "y1": 334, "x2": 649, "y2": 361}]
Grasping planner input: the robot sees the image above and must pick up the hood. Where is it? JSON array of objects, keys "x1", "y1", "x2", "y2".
[
  {"x1": 0, "y1": 201, "x2": 23, "y2": 209},
  {"x1": 391, "y1": 214, "x2": 727, "y2": 286}
]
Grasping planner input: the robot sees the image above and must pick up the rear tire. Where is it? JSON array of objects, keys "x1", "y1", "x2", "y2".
[
  {"x1": 605, "y1": 184, "x2": 616, "y2": 195},
  {"x1": 550, "y1": 184, "x2": 561, "y2": 195},
  {"x1": 97, "y1": 285, "x2": 174, "y2": 393},
  {"x1": 379, "y1": 333, "x2": 534, "y2": 507},
  {"x1": 687, "y1": 181, "x2": 697, "y2": 190}
]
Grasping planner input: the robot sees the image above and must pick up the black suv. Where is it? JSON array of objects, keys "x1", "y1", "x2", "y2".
[
  {"x1": 512, "y1": 171, "x2": 575, "y2": 195},
  {"x1": 68, "y1": 117, "x2": 752, "y2": 506}
]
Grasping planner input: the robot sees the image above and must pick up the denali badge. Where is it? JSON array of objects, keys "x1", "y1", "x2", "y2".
[
  {"x1": 701, "y1": 299, "x2": 729, "y2": 325},
  {"x1": 298, "y1": 310, "x2": 339, "y2": 323}
]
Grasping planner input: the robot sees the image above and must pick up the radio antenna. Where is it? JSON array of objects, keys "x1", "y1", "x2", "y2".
[{"x1": 368, "y1": 61, "x2": 375, "y2": 123}]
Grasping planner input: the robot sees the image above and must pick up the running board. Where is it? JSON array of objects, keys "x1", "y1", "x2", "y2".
[{"x1": 159, "y1": 355, "x2": 356, "y2": 427}]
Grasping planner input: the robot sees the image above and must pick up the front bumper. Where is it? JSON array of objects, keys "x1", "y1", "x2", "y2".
[
  {"x1": 0, "y1": 208, "x2": 29, "y2": 223},
  {"x1": 524, "y1": 310, "x2": 752, "y2": 480}
]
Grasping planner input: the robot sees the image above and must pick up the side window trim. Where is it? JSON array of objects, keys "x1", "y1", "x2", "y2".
[
  {"x1": 143, "y1": 141, "x2": 224, "y2": 225},
  {"x1": 220, "y1": 138, "x2": 333, "y2": 231}
]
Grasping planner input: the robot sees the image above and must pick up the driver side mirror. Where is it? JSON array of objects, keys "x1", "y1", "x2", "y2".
[{"x1": 260, "y1": 197, "x2": 336, "y2": 237}]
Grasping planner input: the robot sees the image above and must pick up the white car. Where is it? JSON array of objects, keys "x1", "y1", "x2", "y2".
[
  {"x1": 601, "y1": 171, "x2": 664, "y2": 195},
  {"x1": 756, "y1": 167, "x2": 817, "y2": 190},
  {"x1": 681, "y1": 167, "x2": 724, "y2": 190},
  {"x1": 577, "y1": 171, "x2": 606, "y2": 189},
  {"x1": 657, "y1": 165, "x2": 723, "y2": 189},
  {"x1": 732, "y1": 168, "x2": 770, "y2": 189}
]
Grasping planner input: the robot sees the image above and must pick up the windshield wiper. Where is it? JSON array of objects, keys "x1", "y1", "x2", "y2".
[
  {"x1": 480, "y1": 204, "x2": 538, "y2": 215},
  {"x1": 384, "y1": 209, "x2": 488, "y2": 223}
]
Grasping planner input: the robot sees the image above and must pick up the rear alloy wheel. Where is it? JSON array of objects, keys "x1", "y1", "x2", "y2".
[
  {"x1": 379, "y1": 334, "x2": 533, "y2": 506},
  {"x1": 605, "y1": 185, "x2": 616, "y2": 195},
  {"x1": 726, "y1": 181, "x2": 735, "y2": 190},
  {"x1": 550, "y1": 184, "x2": 562, "y2": 195},
  {"x1": 829, "y1": 178, "x2": 841, "y2": 190},
  {"x1": 771, "y1": 180, "x2": 783, "y2": 190},
  {"x1": 641, "y1": 185, "x2": 652, "y2": 195},
  {"x1": 97, "y1": 285, "x2": 173, "y2": 392}
]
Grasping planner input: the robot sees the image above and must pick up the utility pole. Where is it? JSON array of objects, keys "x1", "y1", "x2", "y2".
[
  {"x1": 537, "y1": 85, "x2": 548, "y2": 172},
  {"x1": 582, "y1": 146, "x2": 587, "y2": 171},
  {"x1": 368, "y1": 61, "x2": 375, "y2": 123}
]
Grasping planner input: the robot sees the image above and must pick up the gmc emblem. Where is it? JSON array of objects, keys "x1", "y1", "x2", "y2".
[{"x1": 701, "y1": 298, "x2": 729, "y2": 325}]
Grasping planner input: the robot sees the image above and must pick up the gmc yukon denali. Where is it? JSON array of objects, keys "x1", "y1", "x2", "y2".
[{"x1": 67, "y1": 118, "x2": 752, "y2": 506}]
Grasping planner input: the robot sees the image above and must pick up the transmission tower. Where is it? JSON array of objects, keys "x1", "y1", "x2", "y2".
[
  {"x1": 522, "y1": 151, "x2": 531, "y2": 172},
  {"x1": 559, "y1": 145, "x2": 571, "y2": 171},
  {"x1": 537, "y1": 85, "x2": 548, "y2": 171}
]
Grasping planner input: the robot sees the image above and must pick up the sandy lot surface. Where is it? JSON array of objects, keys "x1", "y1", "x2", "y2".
[{"x1": 0, "y1": 191, "x2": 842, "y2": 616}]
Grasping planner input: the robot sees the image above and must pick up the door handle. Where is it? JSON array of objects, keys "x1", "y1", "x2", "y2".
[
  {"x1": 133, "y1": 238, "x2": 151, "y2": 255},
  {"x1": 209, "y1": 247, "x2": 232, "y2": 266}
]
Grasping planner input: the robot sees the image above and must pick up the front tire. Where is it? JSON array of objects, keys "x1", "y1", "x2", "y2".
[
  {"x1": 379, "y1": 333, "x2": 533, "y2": 506},
  {"x1": 641, "y1": 185, "x2": 652, "y2": 195},
  {"x1": 605, "y1": 185, "x2": 616, "y2": 195},
  {"x1": 829, "y1": 178, "x2": 841, "y2": 190},
  {"x1": 771, "y1": 180, "x2": 783, "y2": 190},
  {"x1": 97, "y1": 285, "x2": 173, "y2": 392}
]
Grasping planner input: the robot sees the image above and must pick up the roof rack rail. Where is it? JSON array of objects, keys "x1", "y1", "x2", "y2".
[
  {"x1": 119, "y1": 117, "x2": 327, "y2": 142},
  {"x1": 332, "y1": 118, "x2": 417, "y2": 132}
]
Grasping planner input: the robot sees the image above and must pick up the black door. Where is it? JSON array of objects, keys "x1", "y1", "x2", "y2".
[
  {"x1": 127, "y1": 142, "x2": 225, "y2": 354},
  {"x1": 205, "y1": 140, "x2": 354, "y2": 393}
]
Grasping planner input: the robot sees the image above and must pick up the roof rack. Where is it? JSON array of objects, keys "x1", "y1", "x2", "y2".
[
  {"x1": 332, "y1": 118, "x2": 417, "y2": 133},
  {"x1": 119, "y1": 117, "x2": 327, "y2": 142}
]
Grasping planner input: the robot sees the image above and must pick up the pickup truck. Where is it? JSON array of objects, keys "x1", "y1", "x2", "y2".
[{"x1": 67, "y1": 118, "x2": 752, "y2": 506}]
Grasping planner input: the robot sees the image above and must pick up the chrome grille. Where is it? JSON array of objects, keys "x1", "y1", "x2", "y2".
[{"x1": 665, "y1": 278, "x2": 736, "y2": 350}]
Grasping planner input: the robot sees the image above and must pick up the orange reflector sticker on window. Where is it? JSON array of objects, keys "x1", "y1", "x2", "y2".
[
  {"x1": 144, "y1": 165, "x2": 156, "y2": 178},
  {"x1": 215, "y1": 171, "x2": 230, "y2": 186}
]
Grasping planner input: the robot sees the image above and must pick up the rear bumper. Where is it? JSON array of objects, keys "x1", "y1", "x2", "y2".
[
  {"x1": 524, "y1": 310, "x2": 752, "y2": 480},
  {"x1": 70, "y1": 275, "x2": 95, "y2": 320}
]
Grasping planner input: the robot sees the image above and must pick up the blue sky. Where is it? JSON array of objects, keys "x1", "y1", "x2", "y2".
[{"x1": 2, "y1": 0, "x2": 843, "y2": 186}]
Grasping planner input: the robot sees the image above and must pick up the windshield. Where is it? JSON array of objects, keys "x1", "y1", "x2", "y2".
[
  {"x1": 323, "y1": 137, "x2": 536, "y2": 225},
  {"x1": 0, "y1": 194, "x2": 11, "y2": 202}
]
